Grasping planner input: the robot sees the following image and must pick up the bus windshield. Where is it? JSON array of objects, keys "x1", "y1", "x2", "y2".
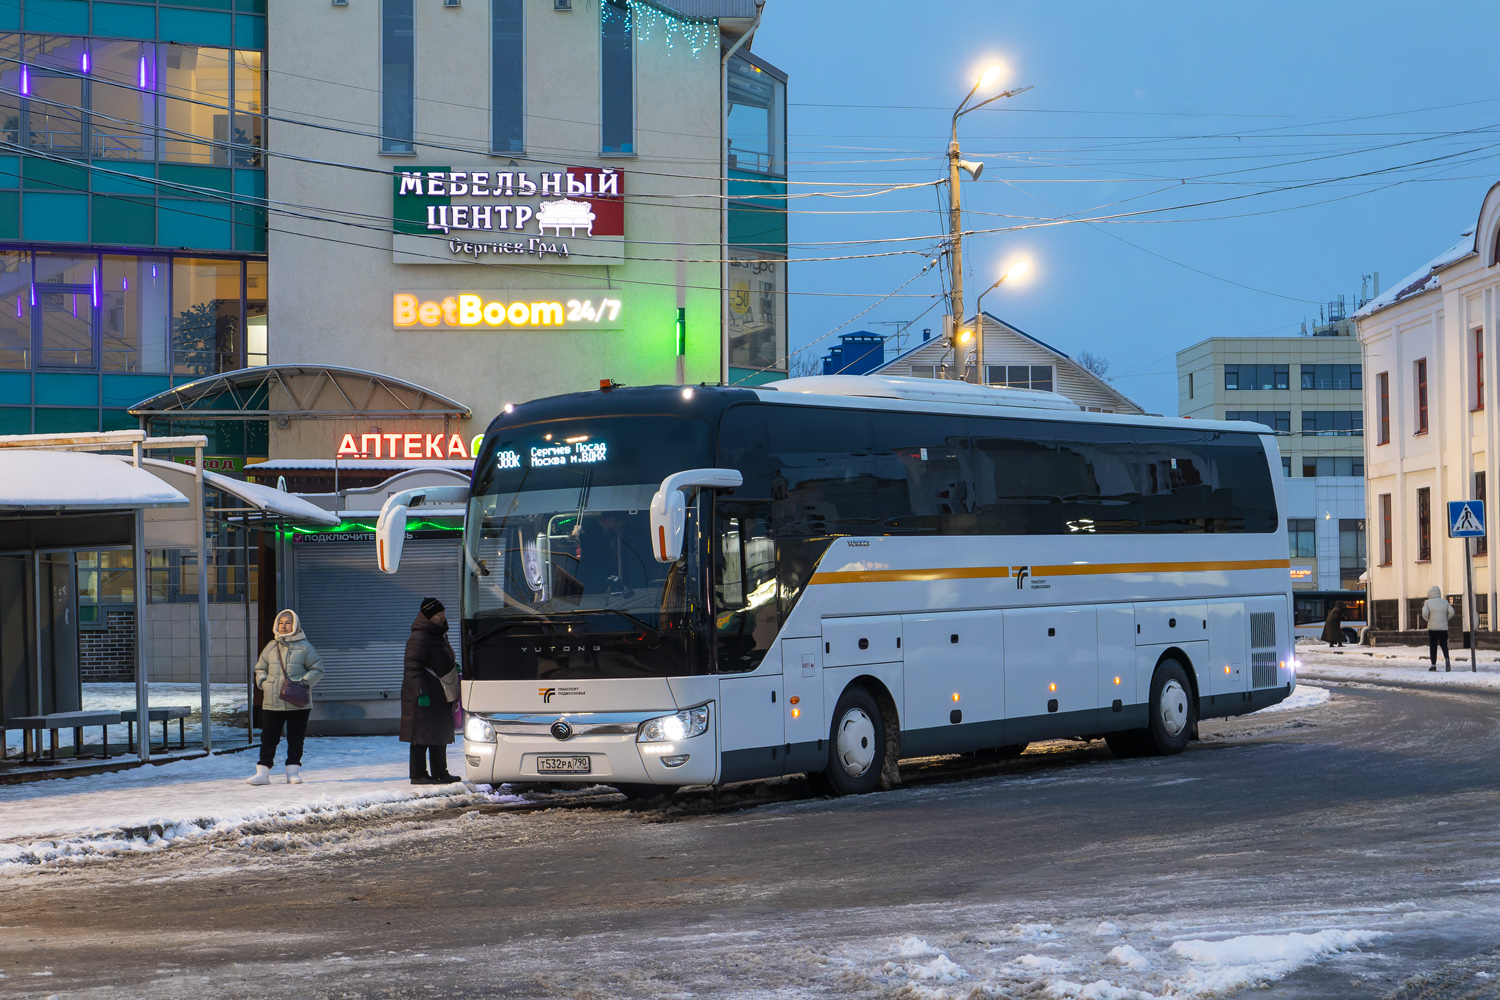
[{"x1": 465, "y1": 482, "x2": 699, "y2": 627}]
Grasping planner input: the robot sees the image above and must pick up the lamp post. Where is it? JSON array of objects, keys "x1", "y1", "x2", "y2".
[
  {"x1": 972, "y1": 260, "x2": 1031, "y2": 384},
  {"x1": 945, "y1": 67, "x2": 1032, "y2": 380}
]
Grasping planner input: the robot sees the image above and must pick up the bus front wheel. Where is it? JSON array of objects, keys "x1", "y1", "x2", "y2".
[{"x1": 824, "y1": 686, "x2": 886, "y2": 796}]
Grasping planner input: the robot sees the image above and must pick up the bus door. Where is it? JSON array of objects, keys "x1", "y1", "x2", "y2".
[{"x1": 780, "y1": 636, "x2": 826, "y2": 773}]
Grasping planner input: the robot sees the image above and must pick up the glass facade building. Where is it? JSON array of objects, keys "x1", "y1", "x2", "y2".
[{"x1": 0, "y1": 1, "x2": 267, "y2": 436}]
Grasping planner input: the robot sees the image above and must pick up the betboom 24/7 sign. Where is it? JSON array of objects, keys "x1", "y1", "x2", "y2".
[
  {"x1": 393, "y1": 290, "x2": 624, "y2": 331},
  {"x1": 392, "y1": 165, "x2": 624, "y2": 266}
]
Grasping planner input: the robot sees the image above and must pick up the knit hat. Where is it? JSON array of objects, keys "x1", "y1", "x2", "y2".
[{"x1": 420, "y1": 596, "x2": 445, "y2": 618}]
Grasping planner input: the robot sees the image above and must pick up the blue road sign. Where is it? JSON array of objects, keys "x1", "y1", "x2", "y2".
[{"x1": 1448, "y1": 500, "x2": 1486, "y2": 538}]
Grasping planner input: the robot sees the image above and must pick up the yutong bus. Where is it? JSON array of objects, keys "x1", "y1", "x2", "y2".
[{"x1": 376, "y1": 375, "x2": 1294, "y2": 796}]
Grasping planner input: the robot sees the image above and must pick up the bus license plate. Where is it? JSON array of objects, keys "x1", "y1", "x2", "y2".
[{"x1": 537, "y1": 755, "x2": 591, "y2": 774}]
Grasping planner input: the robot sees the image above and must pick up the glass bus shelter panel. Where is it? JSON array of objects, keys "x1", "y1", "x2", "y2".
[
  {"x1": 39, "y1": 551, "x2": 80, "y2": 715},
  {"x1": 0, "y1": 552, "x2": 31, "y2": 725}
]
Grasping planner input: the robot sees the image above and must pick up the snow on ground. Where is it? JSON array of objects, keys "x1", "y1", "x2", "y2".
[
  {"x1": 829, "y1": 915, "x2": 1397, "y2": 999},
  {"x1": 1297, "y1": 642, "x2": 1500, "y2": 692},
  {"x1": 3, "y1": 683, "x2": 247, "y2": 757},
  {"x1": 0, "y1": 736, "x2": 520, "y2": 868},
  {"x1": 1249, "y1": 682, "x2": 1330, "y2": 714}
]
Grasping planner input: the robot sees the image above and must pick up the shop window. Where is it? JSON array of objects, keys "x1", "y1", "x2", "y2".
[
  {"x1": 727, "y1": 251, "x2": 785, "y2": 371},
  {"x1": 246, "y1": 259, "x2": 266, "y2": 368},
  {"x1": 172, "y1": 258, "x2": 241, "y2": 376},
  {"x1": 727, "y1": 53, "x2": 785, "y2": 176},
  {"x1": 1371, "y1": 598, "x2": 1398, "y2": 630},
  {"x1": 491, "y1": 0, "x2": 523, "y2": 154},
  {"x1": 381, "y1": 0, "x2": 414, "y2": 153},
  {"x1": 101, "y1": 255, "x2": 168, "y2": 373},
  {"x1": 600, "y1": 0, "x2": 633, "y2": 155},
  {"x1": 1417, "y1": 486, "x2": 1431, "y2": 561},
  {"x1": 0, "y1": 251, "x2": 30, "y2": 370},
  {"x1": 1288, "y1": 518, "x2": 1316, "y2": 558},
  {"x1": 92, "y1": 39, "x2": 157, "y2": 160}
]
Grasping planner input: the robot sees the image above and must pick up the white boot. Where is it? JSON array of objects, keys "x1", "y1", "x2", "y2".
[
  {"x1": 246, "y1": 764, "x2": 271, "y2": 786},
  {"x1": 286, "y1": 764, "x2": 303, "y2": 785}
]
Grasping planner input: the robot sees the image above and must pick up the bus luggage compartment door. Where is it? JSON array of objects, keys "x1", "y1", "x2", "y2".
[
  {"x1": 1003, "y1": 606, "x2": 1099, "y2": 736},
  {"x1": 781, "y1": 637, "x2": 827, "y2": 774},
  {"x1": 1135, "y1": 602, "x2": 1208, "y2": 646},
  {"x1": 900, "y1": 610, "x2": 1004, "y2": 739}
]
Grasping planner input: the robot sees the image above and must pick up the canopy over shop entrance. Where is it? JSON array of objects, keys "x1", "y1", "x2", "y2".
[{"x1": 128, "y1": 364, "x2": 472, "y2": 424}]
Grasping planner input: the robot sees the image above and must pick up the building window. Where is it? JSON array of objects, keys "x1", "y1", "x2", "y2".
[
  {"x1": 1417, "y1": 486, "x2": 1431, "y2": 561},
  {"x1": 986, "y1": 364, "x2": 1053, "y2": 391},
  {"x1": 727, "y1": 53, "x2": 786, "y2": 176},
  {"x1": 1415, "y1": 358, "x2": 1428, "y2": 434},
  {"x1": 1339, "y1": 518, "x2": 1366, "y2": 586},
  {"x1": 1478, "y1": 471, "x2": 1488, "y2": 557},
  {"x1": 381, "y1": 0, "x2": 415, "y2": 153},
  {"x1": 172, "y1": 258, "x2": 242, "y2": 376},
  {"x1": 1188, "y1": 372, "x2": 1194, "y2": 399},
  {"x1": 1302, "y1": 456, "x2": 1364, "y2": 478},
  {"x1": 600, "y1": 0, "x2": 634, "y2": 155},
  {"x1": 1281, "y1": 455, "x2": 1291, "y2": 477},
  {"x1": 1299, "y1": 364, "x2": 1362, "y2": 390},
  {"x1": 1301, "y1": 410, "x2": 1363, "y2": 436},
  {"x1": 909, "y1": 365, "x2": 936, "y2": 379},
  {"x1": 1380, "y1": 493, "x2": 1392, "y2": 565},
  {"x1": 1224, "y1": 364, "x2": 1288, "y2": 390},
  {"x1": 1377, "y1": 371, "x2": 1389, "y2": 444},
  {"x1": 491, "y1": 0, "x2": 524, "y2": 153},
  {"x1": 1475, "y1": 328, "x2": 1486, "y2": 411},
  {"x1": 1288, "y1": 518, "x2": 1316, "y2": 558},
  {"x1": 246, "y1": 260, "x2": 267, "y2": 368},
  {"x1": 1225, "y1": 410, "x2": 1290, "y2": 433},
  {"x1": 102, "y1": 255, "x2": 169, "y2": 373},
  {"x1": 727, "y1": 252, "x2": 786, "y2": 371}
]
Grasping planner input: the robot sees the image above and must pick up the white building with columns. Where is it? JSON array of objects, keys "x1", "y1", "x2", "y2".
[{"x1": 1354, "y1": 182, "x2": 1500, "y2": 633}]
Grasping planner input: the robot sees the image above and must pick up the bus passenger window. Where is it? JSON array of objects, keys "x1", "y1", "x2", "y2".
[{"x1": 714, "y1": 504, "x2": 778, "y2": 673}]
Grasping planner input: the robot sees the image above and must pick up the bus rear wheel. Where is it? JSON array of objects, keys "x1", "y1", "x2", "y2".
[
  {"x1": 1145, "y1": 658, "x2": 1196, "y2": 756},
  {"x1": 824, "y1": 686, "x2": 886, "y2": 796}
]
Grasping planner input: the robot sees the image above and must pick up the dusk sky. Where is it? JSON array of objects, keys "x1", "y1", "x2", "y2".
[{"x1": 755, "y1": 1, "x2": 1500, "y2": 413}]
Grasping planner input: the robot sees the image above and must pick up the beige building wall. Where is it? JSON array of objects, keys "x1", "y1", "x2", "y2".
[{"x1": 266, "y1": 0, "x2": 730, "y2": 458}]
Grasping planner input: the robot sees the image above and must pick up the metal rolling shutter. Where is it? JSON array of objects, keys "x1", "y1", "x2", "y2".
[{"x1": 294, "y1": 540, "x2": 460, "y2": 700}]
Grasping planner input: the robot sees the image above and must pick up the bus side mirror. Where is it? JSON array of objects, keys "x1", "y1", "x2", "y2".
[
  {"x1": 650, "y1": 468, "x2": 743, "y2": 563},
  {"x1": 376, "y1": 486, "x2": 471, "y2": 573}
]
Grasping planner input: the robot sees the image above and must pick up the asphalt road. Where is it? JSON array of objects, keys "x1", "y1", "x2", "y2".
[{"x1": 4, "y1": 683, "x2": 1500, "y2": 999}]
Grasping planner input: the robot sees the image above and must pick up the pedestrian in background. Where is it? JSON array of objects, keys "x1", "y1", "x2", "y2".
[
  {"x1": 402, "y1": 596, "x2": 459, "y2": 785},
  {"x1": 1321, "y1": 601, "x2": 1347, "y2": 648},
  {"x1": 248, "y1": 609, "x2": 324, "y2": 785},
  {"x1": 1421, "y1": 585, "x2": 1453, "y2": 672}
]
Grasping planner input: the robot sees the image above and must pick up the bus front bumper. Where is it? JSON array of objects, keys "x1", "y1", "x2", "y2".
[{"x1": 462, "y1": 706, "x2": 717, "y2": 787}]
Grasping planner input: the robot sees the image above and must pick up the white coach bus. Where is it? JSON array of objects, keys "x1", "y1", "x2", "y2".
[{"x1": 376, "y1": 376, "x2": 1294, "y2": 796}]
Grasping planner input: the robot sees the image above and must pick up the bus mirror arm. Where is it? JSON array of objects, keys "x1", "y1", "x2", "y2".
[
  {"x1": 376, "y1": 485, "x2": 470, "y2": 573},
  {"x1": 650, "y1": 468, "x2": 744, "y2": 563}
]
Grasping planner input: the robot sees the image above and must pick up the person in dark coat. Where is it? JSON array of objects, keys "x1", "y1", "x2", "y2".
[
  {"x1": 401, "y1": 596, "x2": 458, "y2": 785},
  {"x1": 1321, "y1": 602, "x2": 1347, "y2": 647}
]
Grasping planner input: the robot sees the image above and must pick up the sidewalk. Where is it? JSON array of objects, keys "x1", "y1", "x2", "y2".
[
  {"x1": 0, "y1": 737, "x2": 522, "y2": 868},
  {"x1": 1296, "y1": 641, "x2": 1500, "y2": 692}
]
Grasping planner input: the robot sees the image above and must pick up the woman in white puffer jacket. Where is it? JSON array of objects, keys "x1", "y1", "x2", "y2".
[{"x1": 1421, "y1": 585, "x2": 1453, "y2": 672}]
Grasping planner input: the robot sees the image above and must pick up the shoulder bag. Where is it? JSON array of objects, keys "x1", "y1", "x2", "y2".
[{"x1": 277, "y1": 644, "x2": 311, "y2": 708}]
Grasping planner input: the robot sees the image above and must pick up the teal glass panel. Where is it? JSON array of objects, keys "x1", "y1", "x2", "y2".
[
  {"x1": 157, "y1": 9, "x2": 232, "y2": 47},
  {"x1": 103, "y1": 373, "x2": 169, "y2": 408},
  {"x1": 22, "y1": 192, "x2": 88, "y2": 242},
  {"x1": 35, "y1": 406, "x2": 98, "y2": 433},
  {"x1": 233, "y1": 203, "x2": 263, "y2": 252},
  {"x1": 232, "y1": 169, "x2": 264, "y2": 197},
  {"x1": 234, "y1": 13, "x2": 265, "y2": 49},
  {"x1": 181, "y1": 0, "x2": 234, "y2": 9},
  {"x1": 90, "y1": 160, "x2": 155, "y2": 195},
  {"x1": 93, "y1": 2, "x2": 155, "y2": 38},
  {"x1": 728, "y1": 204, "x2": 787, "y2": 249},
  {"x1": 101, "y1": 407, "x2": 136, "y2": 431},
  {"x1": 93, "y1": 195, "x2": 155, "y2": 245},
  {"x1": 23, "y1": 158, "x2": 90, "y2": 193},
  {"x1": 158, "y1": 198, "x2": 233, "y2": 250},
  {"x1": 35, "y1": 372, "x2": 99, "y2": 406},
  {"x1": 23, "y1": 0, "x2": 89, "y2": 34},
  {"x1": 236, "y1": 0, "x2": 266, "y2": 13},
  {"x1": 160, "y1": 163, "x2": 232, "y2": 193},
  {"x1": 0, "y1": 370, "x2": 30, "y2": 403},
  {"x1": 0, "y1": 191, "x2": 17, "y2": 239},
  {"x1": 0, "y1": 2, "x2": 18, "y2": 31},
  {"x1": 0, "y1": 407, "x2": 30, "y2": 434},
  {"x1": 0, "y1": 156, "x2": 18, "y2": 188}
]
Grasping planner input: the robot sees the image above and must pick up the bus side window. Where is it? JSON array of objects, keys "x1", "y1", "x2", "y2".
[{"x1": 714, "y1": 502, "x2": 778, "y2": 673}]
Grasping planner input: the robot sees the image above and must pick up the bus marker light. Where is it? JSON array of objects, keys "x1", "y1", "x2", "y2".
[
  {"x1": 1048, "y1": 683, "x2": 1057, "y2": 692},
  {"x1": 951, "y1": 692, "x2": 960, "y2": 702},
  {"x1": 1113, "y1": 676, "x2": 1121, "y2": 685},
  {"x1": 1224, "y1": 665, "x2": 1231, "y2": 674},
  {"x1": 789, "y1": 696, "x2": 800, "y2": 705},
  {"x1": 791, "y1": 708, "x2": 800, "y2": 718}
]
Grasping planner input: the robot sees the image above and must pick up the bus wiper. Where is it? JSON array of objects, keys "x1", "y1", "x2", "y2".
[
  {"x1": 470, "y1": 618, "x2": 562, "y2": 645},
  {"x1": 571, "y1": 608, "x2": 666, "y2": 638}
]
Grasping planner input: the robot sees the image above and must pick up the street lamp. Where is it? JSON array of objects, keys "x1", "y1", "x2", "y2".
[
  {"x1": 972, "y1": 259, "x2": 1031, "y2": 384},
  {"x1": 945, "y1": 66, "x2": 1032, "y2": 380}
]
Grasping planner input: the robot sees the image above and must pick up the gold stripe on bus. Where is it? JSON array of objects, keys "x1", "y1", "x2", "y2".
[{"x1": 812, "y1": 558, "x2": 1288, "y2": 586}]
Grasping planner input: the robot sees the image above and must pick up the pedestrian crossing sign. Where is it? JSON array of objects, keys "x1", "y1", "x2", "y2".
[{"x1": 1448, "y1": 500, "x2": 1486, "y2": 538}]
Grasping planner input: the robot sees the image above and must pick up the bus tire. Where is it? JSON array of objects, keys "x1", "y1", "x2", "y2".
[
  {"x1": 1146, "y1": 658, "x2": 1196, "y2": 756},
  {"x1": 825, "y1": 685, "x2": 886, "y2": 796},
  {"x1": 1342, "y1": 626, "x2": 1358, "y2": 645},
  {"x1": 1105, "y1": 731, "x2": 1150, "y2": 758}
]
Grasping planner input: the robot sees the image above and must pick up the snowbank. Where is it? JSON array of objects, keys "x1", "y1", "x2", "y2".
[
  {"x1": 0, "y1": 736, "x2": 517, "y2": 868},
  {"x1": 1298, "y1": 645, "x2": 1500, "y2": 692},
  {"x1": 1248, "y1": 683, "x2": 1329, "y2": 714}
]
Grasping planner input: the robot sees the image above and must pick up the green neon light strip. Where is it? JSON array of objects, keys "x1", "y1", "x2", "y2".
[{"x1": 285, "y1": 520, "x2": 462, "y2": 537}]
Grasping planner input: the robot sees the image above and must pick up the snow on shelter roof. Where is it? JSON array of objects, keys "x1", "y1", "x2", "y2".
[
  {"x1": 0, "y1": 451, "x2": 188, "y2": 511},
  {"x1": 133, "y1": 458, "x2": 339, "y2": 527}
]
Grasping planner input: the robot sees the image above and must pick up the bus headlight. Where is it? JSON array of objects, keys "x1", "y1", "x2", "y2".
[
  {"x1": 464, "y1": 714, "x2": 495, "y2": 744},
  {"x1": 638, "y1": 705, "x2": 709, "y2": 743}
]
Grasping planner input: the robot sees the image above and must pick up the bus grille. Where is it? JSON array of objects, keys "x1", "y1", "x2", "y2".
[{"x1": 1251, "y1": 651, "x2": 1278, "y2": 689}]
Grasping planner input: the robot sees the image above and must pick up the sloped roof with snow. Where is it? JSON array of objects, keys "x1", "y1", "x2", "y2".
[
  {"x1": 1354, "y1": 230, "x2": 1477, "y2": 319},
  {"x1": 0, "y1": 451, "x2": 188, "y2": 511}
]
